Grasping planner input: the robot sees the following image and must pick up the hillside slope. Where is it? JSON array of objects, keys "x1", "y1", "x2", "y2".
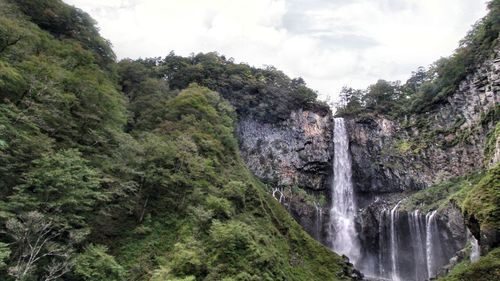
[{"x1": 0, "y1": 0, "x2": 356, "y2": 280}]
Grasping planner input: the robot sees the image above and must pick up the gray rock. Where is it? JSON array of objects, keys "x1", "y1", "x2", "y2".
[
  {"x1": 347, "y1": 47, "x2": 500, "y2": 195},
  {"x1": 236, "y1": 109, "x2": 333, "y2": 238},
  {"x1": 237, "y1": 109, "x2": 333, "y2": 191}
]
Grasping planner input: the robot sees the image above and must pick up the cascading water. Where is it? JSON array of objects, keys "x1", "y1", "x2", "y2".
[
  {"x1": 325, "y1": 118, "x2": 470, "y2": 281},
  {"x1": 470, "y1": 233, "x2": 480, "y2": 263},
  {"x1": 408, "y1": 210, "x2": 428, "y2": 281},
  {"x1": 426, "y1": 210, "x2": 440, "y2": 279},
  {"x1": 375, "y1": 205, "x2": 462, "y2": 281},
  {"x1": 328, "y1": 118, "x2": 360, "y2": 264},
  {"x1": 314, "y1": 202, "x2": 323, "y2": 241},
  {"x1": 389, "y1": 201, "x2": 402, "y2": 281}
]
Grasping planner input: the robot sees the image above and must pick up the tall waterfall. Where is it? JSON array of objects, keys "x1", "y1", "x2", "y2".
[{"x1": 329, "y1": 118, "x2": 360, "y2": 264}]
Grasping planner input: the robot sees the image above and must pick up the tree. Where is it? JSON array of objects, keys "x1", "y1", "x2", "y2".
[
  {"x1": 335, "y1": 87, "x2": 364, "y2": 115},
  {"x1": 74, "y1": 244, "x2": 125, "y2": 281},
  {"x1": 0, "y1": 242, "x2": 10, "y2": 270},
  {"x1": 405, "y1": 66, "x2": 427, "y2": 95},
  {"x1": 5, "y1": 211, "x2": 72, "y2": 281},
  {"x1": 363, "y1": 80, "x2": 401, "y2": 114},
  {"x1": 9, "y1": 149, "x2": 104, "y2": 229}
]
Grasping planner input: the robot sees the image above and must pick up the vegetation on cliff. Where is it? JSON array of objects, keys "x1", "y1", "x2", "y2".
[
  {"x1": 0, "y1": 0, "x2": 351, "y2": 280},
  {"x1": 438, "y1": 247, "x2": 500, "y2": 281},
  {"x1": 401, "y1": 164, "x2": 500, "y2": 234},
  {"x1": 120, "y1": 52, "x2": 325, "y2": 124},
  {"x1": 337, "y1": 1, "x2": 500, "y2": 279},
  {"x1": 335, "y1": 0, "x2": 499, "y2": 118}
]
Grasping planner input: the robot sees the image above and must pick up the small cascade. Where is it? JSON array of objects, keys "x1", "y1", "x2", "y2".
[
  {"x1": 378, "y1": 209, "x2": 390, "y2": 279},
  {"x1": 271, "y1": 187, "x2": 285, "y2": 203},
  {"x1": 470, "y1": 234, "x2": 480, "y2": 263},
  {"x1": 389, "y1": 201, "x2": 402, "y2": 281},
  {"x1": 328, "y1": 118, "x2": 361, "y2": 264},
  {"x1": 408, "y1": 210, "x2": 427, "y2": 281},
  {"x1": 426, "y1": 210, "x2": 441, "y2": 278},
  {"x1": 375, "y1": 206, "x2": 465, "y2": 281},
  {"x1": 314, "y1": 202, "x2": 323, "y2": 241}
]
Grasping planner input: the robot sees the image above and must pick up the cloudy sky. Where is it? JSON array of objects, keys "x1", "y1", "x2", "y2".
[{"x1": 63, "y1": 0, "x2": 488, "y2": 101}]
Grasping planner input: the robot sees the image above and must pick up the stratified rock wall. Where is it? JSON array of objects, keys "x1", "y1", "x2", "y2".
[
  {"x1": 350, "y1": 48, "x2": 499, "y2": 275},
  {"x1": 347, "y1": 50, "x2": 499, "y2": 195}
]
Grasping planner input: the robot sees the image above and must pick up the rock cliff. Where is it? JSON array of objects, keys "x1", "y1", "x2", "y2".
[
  {"x1": 237, "y1": 109, "x2": 333, "y2": 238},
  {"x1": 237, "y1": 109, "x2": 333, "y2": 191},
  {"x1": 348, "y1": 48, "x2": 499, "y2": 276},
  {"x1": 347, "y1": 50, "x2": 499, "y2": 196}
]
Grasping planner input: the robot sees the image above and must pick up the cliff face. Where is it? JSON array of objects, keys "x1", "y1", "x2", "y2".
[
  {"x1": 347, "y1": 50, "x2": 500, "y2": 196},
  {"x1": 237, "y1": 109, "x2": 333, "y2": 239},
  {"x1": 235, "y1": 47, "x2": 498, "y2": 279},
  {"x1": 237, "y1": 109, "x2": 333, "y2": 191},
  {"x1": 349, "y1": 49, "x2": 500, "y2": 272}
]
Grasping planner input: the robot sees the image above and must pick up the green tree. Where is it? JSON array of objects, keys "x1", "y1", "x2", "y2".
[
  {"x1": 0, "y1": 242, "x2": 10, "y2": 270},
  {"x1": 74, "y1": 244, "x2": 125, "y2": 281},
  {"x1": 9, "y1": 149, "x2": 104, "y2": 229}
]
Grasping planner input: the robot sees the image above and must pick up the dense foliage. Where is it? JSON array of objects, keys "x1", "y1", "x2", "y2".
[
  {"x1": 122, "y1": 52, "x2": 326, "y2": 123},
  {"x1": 335, "y1": 0, "x2": 499, "y2": 117},
  {"x1": 0, "y1": 0, "x2": 352, "y2": 280}
]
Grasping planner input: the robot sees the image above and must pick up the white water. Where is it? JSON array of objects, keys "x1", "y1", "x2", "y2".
[
  {"x1": 314, "y1": 202, "x2": 323, "y2": 241},
  {"x1": 470, "y1": 234, "x2": 480, "y2": 263},
  {"x1": 329, "y1": 118, "x2": 360, "y2": 264},
  {"x1": 426, "y1": 210, "x2": 439, "y2": 278},
  {"x1": 377, "y1": 206, "x2": 455, "y2": 281},
  {"x1": 409, "y1": 210, "x2": 427, "y2": 281},
  {"x1": 389, "y1": 201, "x2": 403, "y2": 281}
]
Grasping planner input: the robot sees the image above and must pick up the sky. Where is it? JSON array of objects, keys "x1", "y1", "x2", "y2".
[{"x1": 63, "y1": 0, "x2": 489, "y2": 101}]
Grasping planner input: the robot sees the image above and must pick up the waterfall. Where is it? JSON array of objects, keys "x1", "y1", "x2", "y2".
[
  {"x1": 389, "y1": 201, "x2": 402, "y2": 281},
  {"x1": 325, "y1": 118, "x2": 469, "y2": 280},
  {"x1": 409, "y1": 210, "x2": 427, "y2": 281},
  {"x1": 329, "y1": 118, "x2": 360, "y2": 264},
  {"x1": 426, "y1": 210, "x2": 439, "y2": 278},
  {"x1": 314, "y1": 202, "x2": 323, "y2": 241},
  {"x1": 470, "y1": 234, "x2": 480, "y2": 263},
  {"x1": 378, "y1": 210, "x2": 386, "y2": 278},
  {"x1": 375, "y1": 206, "x2": 459, "y2": 281}
]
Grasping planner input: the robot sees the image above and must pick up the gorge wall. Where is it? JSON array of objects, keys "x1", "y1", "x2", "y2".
[
  {"x1": 347, "y1": 49, "x2": 499, "y2": 196},
  {"x1": 237, "y1": 110, "x2": 333, "y2": 192},
  {"x1": 237, "y1": 109, "x2": 333, "y2": 238},
  {"x1": 347, "y1": 48, "x2": 499, "y2": 279},
  {"x1": 236, "y1": 46, "x2": 499, "y2": 280}
]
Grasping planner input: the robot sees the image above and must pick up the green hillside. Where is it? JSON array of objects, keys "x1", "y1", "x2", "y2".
[{"x1": 0, "y1": 0, "x2": 353, "y2": 280}]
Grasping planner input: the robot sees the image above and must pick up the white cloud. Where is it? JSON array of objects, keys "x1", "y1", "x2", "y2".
[{"x1": 63, "y1": 0, "x2": 488, "y2": 101}]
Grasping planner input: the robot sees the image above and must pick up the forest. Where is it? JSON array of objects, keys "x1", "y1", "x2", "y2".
[
  {"x1": 0, "y1": 0, "x2": 352, "y2": 280},
  {"x1": 0, "y1": 0, "x2": 499, "y2": 280}
]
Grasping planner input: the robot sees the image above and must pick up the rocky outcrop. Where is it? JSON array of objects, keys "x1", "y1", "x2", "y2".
[
  {"x1": 237, "y1": 109, "x2": 333, "y2": 191},
  {"x1": 349, "y1": 48, "x2": 499, "y2": 277},
  {"x1": 237, "y1": 109, "x2": 333, "y2": 237},
  {"x1": 347, "y1": 50, "x2": 500, "y2": 195}
]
